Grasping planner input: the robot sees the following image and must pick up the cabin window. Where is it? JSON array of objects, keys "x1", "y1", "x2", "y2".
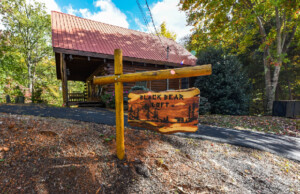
[
  {"x1": 135, "y1": 70, "x2": 148, "y2": 88},
  {"x1": 135, "y1": 81, "x2": 147, "y2": 88},
  {"x1": 181, "y1": 78, "x2": 189, "y2": 89}
]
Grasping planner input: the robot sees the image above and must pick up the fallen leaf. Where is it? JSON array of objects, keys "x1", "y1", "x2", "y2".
[{"x1": 0, "y1": 147, "x2": 9, "y2": 152}]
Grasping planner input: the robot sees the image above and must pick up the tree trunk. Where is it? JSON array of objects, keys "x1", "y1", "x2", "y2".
[
  {"x1": 28, "y1": 63, "x2": 34, "y2": 102},
  {"x1": 263, "y1": 7, "x2": 283, "y2": 115},
  {"x1": 284, "y1": 63, "x2": 293, "y2": 100},
  {"x1": 275, "y1": 83, "x2": 280, "y2": 101},
  {"x1": 259, "y1": 7, "x2": 296, "y2": 115},
  {"x1": 287, "y1": 80, "x2": 293, "y2": 100},
  {"x1": 263, "y1": 48, "x2": 272, "y2": 114},
  {"x1": 264, "y1": 59, "x2": 281, "y2": 114}
]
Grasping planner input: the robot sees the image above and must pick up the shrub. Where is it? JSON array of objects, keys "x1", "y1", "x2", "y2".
[
  {"x1": 101, "y1": 90, "x2": 129, "y2": 109},
  {"x1": 199, "y1": 96, "x2": 211, "y2": 115},
  {"x1": 11, "y1": 86, "x2": 23, "y2": 97},
  {"x1": 32, "y1": 87, "x2": 44, "y2": 103},
  {"x1": 129, "y1": 86, "x2": 150, "y2": 93},
  {"x1": 195, "y1": 48, "x2": 250, "y2": 115},
  {"x1": 101, "y1": 93, "x2": 115, "y2": 108}
]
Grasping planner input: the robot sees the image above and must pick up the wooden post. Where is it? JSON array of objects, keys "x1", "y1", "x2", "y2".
[
  {"x1": 114, "y1": 49, "x2": 125, "y2": 160},
  {"x1": 179, "y1": 78, "x2": 182, "y2": 89},
  {"x1": 60, "y1": 53, "x2": 68, "y2": 106},
  {"x1": 167, "y1": 79, "x2": 169, "y2": 90}
]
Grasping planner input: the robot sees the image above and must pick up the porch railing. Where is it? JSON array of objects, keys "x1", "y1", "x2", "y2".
[{"x1": 68, "y1": 92, "x2": 86, "y2": 102}]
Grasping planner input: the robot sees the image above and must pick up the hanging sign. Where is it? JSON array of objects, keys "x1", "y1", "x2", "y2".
[{"x1": 128, "y1": 88, "x2": 200, "y2": 134}]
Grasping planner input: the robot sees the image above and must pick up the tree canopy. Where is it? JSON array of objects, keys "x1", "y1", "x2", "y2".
[
  {"x1": 158, "y1": 21, "x2": 177, "y2": 40},
  {"x1": 1, "y1": 0, "x2": 52, "y2": 101},
  {"x1": 180, "y1": 0, "x2": 299, "y2": 114},
  {"x1": 0, "y1": 0, "x2": 64, "y2": 104}
]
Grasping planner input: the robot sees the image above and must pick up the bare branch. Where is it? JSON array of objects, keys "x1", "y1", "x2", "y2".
[
  {"x1": 281, "y1": 11, "x2": 287, "y2": 49},
  {"x1": 282, "y1": 24, "x2": 297, "y2": 53},
  {"x1": 275, "y1": 7, "x2": 282, "y2": 57},
  {"x1": 256, "y1": 16, "x2": 267, "y2": 41}
]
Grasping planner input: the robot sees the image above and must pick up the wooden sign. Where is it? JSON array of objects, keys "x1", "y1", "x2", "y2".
[
  {"x1": 93, "y1": 49, "x2": 211, "y2": 160},
  {"x1": 128, "y1": 88, "x2": 200, "y2": 134}
]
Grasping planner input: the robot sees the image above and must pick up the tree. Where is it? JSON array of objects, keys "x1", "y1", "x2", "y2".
[
  {"x1": 1, "y1": 0, "x2": 52, "y2": 101},
  {"x1": 180, "y1": 0, "x2": 299, "y2": 114},
  {"x1": 0, "y1": 31, "x2": 28, "y2": 102},
  {"x1": 194, "y1": 48, "x2": 250, "y2": 115},
  {"x1": 158, "y1": 21, "x2": 177, "y2": 41}
]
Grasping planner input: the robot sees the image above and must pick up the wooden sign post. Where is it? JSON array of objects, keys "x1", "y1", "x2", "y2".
[
  {"x1": 94, "y1": 49, "x2": 212, "y2": 160},
  {"x1": 114, "y1": 49, "x2": 125, "y2": 160}
]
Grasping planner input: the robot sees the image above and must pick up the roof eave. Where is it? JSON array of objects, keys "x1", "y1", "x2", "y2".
[{"x1": 53, "y1": 47, "x2": 196, "y2": 67}]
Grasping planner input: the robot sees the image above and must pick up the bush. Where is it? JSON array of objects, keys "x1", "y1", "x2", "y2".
[
  {"x1": 199, "y1": 97, "x2": 211, "y2": 115},
  {"x1": 195, "y1": 48, "x2": 250, "y2": 115},
  {"x1": 32, "y1": 87, "x2": 44, "y2": 103},
  {"x1": 11, "y1": 86, "x2": 23, "y2": 97},
  {"x1": 129, "y1": 86, "x2": 150, "y2": 93},
  {"x1": 101, "y1": 90, "x2": 129, "y2": 109},
  {"x1": 101, "y1": 93, "x2": 115, "y2": 109}
]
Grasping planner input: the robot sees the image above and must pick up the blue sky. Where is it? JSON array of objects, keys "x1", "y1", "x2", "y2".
[
  {"x1": 56, "y1": 0, "x2": 157, "y2": 30},
  {"x1": 37, "y1": 0, "x2": 193, "y2": 41}
]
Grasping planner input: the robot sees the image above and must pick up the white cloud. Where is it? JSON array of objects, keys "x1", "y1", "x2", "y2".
[
  {"x1": 148, "y1": 0, "x2": 193, "y2": 41},
  {"x1": 32, "y1": 0, "x2": 61, "y2": 13},
  {"x1": 134, "y1": 18, "x2": 150, "y2": 32},
  {"x1": 0, "y1": 0, "x2": 61, "y2": 30},
  {"x1": 65, "y1": 4, "x2": 79, "y2": 16},
  {"x1": 67, "y1": 0, "x2": 129, "y2": 28}
]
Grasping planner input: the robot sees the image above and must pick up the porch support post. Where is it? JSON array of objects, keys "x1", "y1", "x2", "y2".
[
  {"x1": 179, "y1": 79, "x2": 181, "y2": 89},
  {"x1": 114, "y1": 49, "x2": 125, "y2": 160},
  {"x1": 167, "y1": 79, "x2": 169, "y2": 90},
  {"x1": 60, "y1": 53, "x2": 68, "y2": 107}
]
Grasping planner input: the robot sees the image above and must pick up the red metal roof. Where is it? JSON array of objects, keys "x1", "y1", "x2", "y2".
[{"x1": 51, "y1": 11, "x2": 197, "y2": 66}]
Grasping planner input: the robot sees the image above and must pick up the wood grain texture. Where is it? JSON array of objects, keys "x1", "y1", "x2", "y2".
[
  {"x1": 94, "y1": 64, "x2": 212, "y2": 85},
  {"x1": 114, "y1": 49, "x2": 125, "y2": 160},
  {"x1": 60, "y1": 53, "x2": 68, "y2": 106},
  {"x1": 128, "y1": 88, "x2": 200, "y2": 134}
]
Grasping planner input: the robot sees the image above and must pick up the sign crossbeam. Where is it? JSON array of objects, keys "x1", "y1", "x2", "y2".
[
  {"x1": 94, "y1": 63, "x2": 212, "y2": 85},
  {"x1": 93, "y1": 49, "x2": 212, "y2": 160}
]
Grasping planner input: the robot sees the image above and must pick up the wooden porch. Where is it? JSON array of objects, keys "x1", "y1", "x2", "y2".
[{"x1": 51, "y1": 12, "x2": 197, "y2": 107}]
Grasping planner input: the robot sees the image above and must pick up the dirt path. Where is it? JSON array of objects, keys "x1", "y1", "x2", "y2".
[{"x1": 0, "y1": 104, "x2": 299, "y2": 162}]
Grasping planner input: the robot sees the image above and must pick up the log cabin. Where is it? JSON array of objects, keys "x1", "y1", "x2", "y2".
[{"x1": 51, "y1": 11, "x2": 197, "y2": 106}]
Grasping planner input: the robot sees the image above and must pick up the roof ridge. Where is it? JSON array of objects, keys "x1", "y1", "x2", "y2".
[{"x1": 51, "y1": 11, "x2": 166, "y2": 41}]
